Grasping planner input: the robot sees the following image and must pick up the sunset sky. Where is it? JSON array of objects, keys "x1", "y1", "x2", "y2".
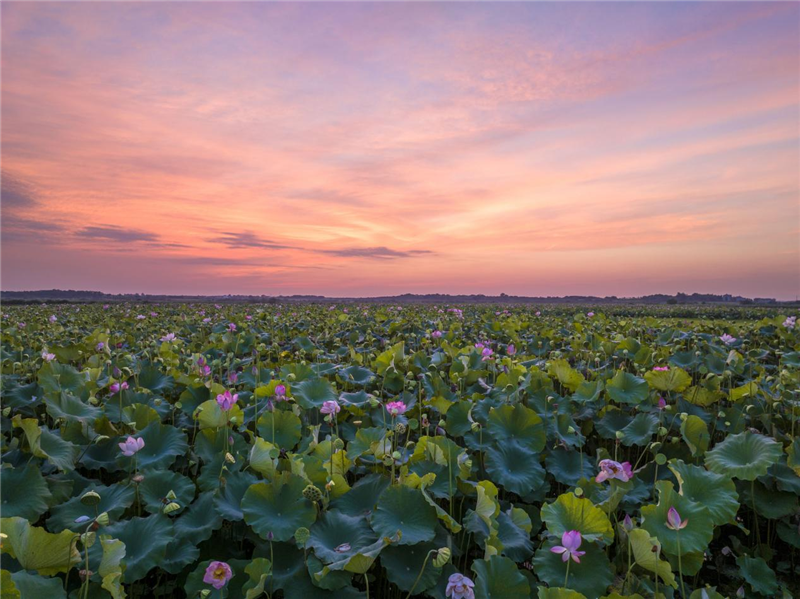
[{"x1": 2, "y1": 2, "x2": 798, "y2": 298}]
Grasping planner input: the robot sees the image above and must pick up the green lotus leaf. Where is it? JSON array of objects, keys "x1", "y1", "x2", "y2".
[
  {"x1": 381, "y1": 541, "x2": 442, "y2": 593},
  {"x1": 8, "y1": 570, "x2": 66, "y2": 599},
  {"x1": 331, "y1": 474, "x2": 389, "y2": 517},
  {"x1": 161, "y1": 538, "x2": 200, "y2": 575},
  {"x1": 293, "y1": 377, "x2": 337, "y2": 409},
  {"x1": 101, "y1": 515, "x2": 173, "y2": 582},
  {"x1": 211, "y1": 466, "x2": 257, "y2": 520},
  {"x1": 571, "y1": 380, "x2": 604, "y2": 404},
  {"x1": 256, "y1": 409, "x2": 302, "y2": 449},
  {"x1": 370, "y1": 484, "x2": 438, "y2": 545},
  {"x1": 497, "y1": 508, "x2": 534, "y2": 562},
  {"x1": 640, "y1": 481, "x2": 714, "y2": 556},
  {"x1": 242, "y1": 473, "x2": 317, "y2": 541},
  {"x1": 545, "y1": 449, "x2": 596, "y2": 487},
  {"x1": 537, "y1": 588, "x2": 587, "y2": 599},
  {"x1": 38, "y1": 362, "x2": 86, "y2": 396},
  {"x1": 3, "y1": 381, "x2": 41, "y2": 411},
  {"x1": 0, "y1": 517, "x2": 80, "y2": 575},
  {"x1": 669, "y1": 460, "x2": 738, "y2": 526},
  {"x1": 133, "y1": 421, "x2": 189, "y2": 470},
  {"x1": 346, "y1": 427, "x2": 386, "y2": 461},
  {"x1": 174, "y1": 491, "x2": 224, "y2": 543},
  {"x1": 195, "y1": 399, "x2": 244, "y2": 430},
  {"x1": 644, "y1": 367, "x2": 691, "y2": 392},
  {"x1": 619, "y1": 413, "x2": 658, "y2": 447},
  {"x1": 486, "y1": 403, "x2": 546, "y2": 452},
  {"x1": 594, "y1": 409, "x2": 632, "y2": 440},
  {"x1": 13, "y1": 415, "x2": 80, "y2": 472},
  {"x1": 737, "y1": 555, "x2": 778, "y2": 596},
  {"x1": 137, "y1": 363, "x2": 174, "y2": 394},
  {"x1": 44, "y1": 392, "x2": 102, "y2": 423},
  {"x1": 338, "y1": 390, "x2": 372, "y2": 407},
  {"x1": 683, "y1": 386, "x2": 723, "y2": 407},
  {"x1": 48, "y1": 483, "x2": 135, "y2": 532},
  {"x1": 605, "y1": 371, "x2": 649, "y2": 405},
  {"x1": 244, "y1": 558, "x2": 274, "y2": 598},
  {"x1": 0, "y1": 570, "x2": 20, "y2": 599},
  {"x1": 738, "y1": 480, "x2": 798, "y2": 520},
  {"x1": 308, "y1": 510, "x2": 377, "y2": 564},
  {"x1": 541, "y1": 492, "x2": 614, "y2": 544},
  {"x1": 340, "y1": 365, "x2": 375, "y2": 386},
  {"x1": 547, "y1": 359, "x2": 585, "y2": 392},
  {"x1": 628, "y1": 528, "x2": 676, "y2": 587},
  {"x1": 307, "y1": 553, "x2": 352, "y2": 591},
  {"x1": 419, "y1": 477, "x2": 462, "y2": 534},
  {"x1": 444, "y1": 400, "x2": 473, "y2": 437},
  {"x1": 319, "y1": 535, "x2": 392, "y2": 575},
  {"x1": 0, "y1": 464, "x2": 53, "y2": 520},
  {"x1": 533, "y1": 539, "x2": 613, "y2": 598},
  {"x1": 680, "y1": 415, "x2": 710, "y2": 456},
  {"x1": 485, "y1": 441, "x2": 546, "y2": 496},
  {"x1": 472, "y1": 555, "x2": 531, "y2": 598},
  {"x1": 139, "y1": 469, "x2": 196, "y2": 515},
  {"x1": 771, "y1": 460, "x2": 800, "y2": 494},
  {"x1": 705, "y1": 431, "x2": 782, "y2": 481}
]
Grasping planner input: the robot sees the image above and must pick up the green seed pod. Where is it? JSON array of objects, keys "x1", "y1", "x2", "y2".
[
  {"x1": 394, "y1": 422, "x2": 406, "y2": 434},
  {"x1": 166, "y1": 489, "x2": 177, "y2": 500},
  {"x1": 163, "y1": 502, "x2": 181, "y2": 515},
  {"x1": 655, "y1": 453, "x2": 667, "y2": 465},
  {"x1": 95, "y1": 512, "x2": 110, "y2": 527},
  {"x1": 333, "y1": 438, "x2": 345, "y2": 450},
  {"x1": 615, "y1": 430, "x2": 625, "y2": 440},
  {"x1": 433, "y1": 547, "x2": 451, "y2": 568},
  {"x1": 302, "y1": 484, "x2": 322, "y2": 503},
  {"x1": 80, "y1": 491, "x2": 101, "y2": 507},
  {"x1": 295, "y1": 527, "x2": 311, "y2": 547}
]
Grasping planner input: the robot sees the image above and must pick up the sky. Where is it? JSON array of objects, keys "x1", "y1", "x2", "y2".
[{"x1": 2, "y1": 2, "x2": 799, "y2": 299}]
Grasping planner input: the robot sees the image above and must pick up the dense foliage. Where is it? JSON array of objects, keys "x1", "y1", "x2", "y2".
[{"x1": 1, "y1": 303, "x2": 799, "y2": 598}]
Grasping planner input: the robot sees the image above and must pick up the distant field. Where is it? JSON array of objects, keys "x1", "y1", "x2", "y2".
[{"x1": 1, "y1": 303, "x2": 798, "y2": 598}]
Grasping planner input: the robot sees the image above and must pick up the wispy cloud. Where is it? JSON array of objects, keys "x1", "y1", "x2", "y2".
[
  {"x1": 208, "y1": 232, "x2": 291, "y2": 250},
  {"x1": 78, "y1": 226, "x2": 159, "y2": 243},
  {"x1": 321, "y1": 246, "x2": 432, "y2": 259}
]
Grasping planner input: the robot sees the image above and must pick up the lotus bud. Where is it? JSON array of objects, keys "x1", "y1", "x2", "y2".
[
  {"x1": 670, "y1": 436, "x2": 679, "y2": 444},
  {"x1": 567, "y1": 426, "x2": 576, "y2": 434},
  {"x1": 1, "y1": 408, "x2": 10, "y2": 418},
  {"x1": 163, "y1": 502, "x2": 181, "y2": 515},
  {"x1": 471, "y1": 421, "x2": 481, "y2": 432},
  {"x1": 391, "y1": 451, "x2": 402, "y2": 461},
  {"x1": 80, "y1": 491, "x2": 101, "y2": 506},
  {"x1": 433, "y1": 547, "x2": 451, "y2": 568},
  {"x1": 368, "y1": 397, "x2": 380, "y2": 408},
  {"x1": 679, "y1": 413, "x2": 688, "y2": 422},
  {"x1": 333, "y1": 438, "x2": 345, "y2": 451},
  {"x1": 95, "y1": 512, "x2": 110, "y2": 526},
  {"x1": 736, "y1": 587, "x2": 745, "y2": 599},
  {"x1": 623, "y1": 514, "x2": 634, "y2": 531}
]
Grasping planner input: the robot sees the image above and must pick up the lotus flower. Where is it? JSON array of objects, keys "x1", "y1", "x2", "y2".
[
  {"x1": 49, "y1": 315, "x2": 57, "y2": 323},
  {"x1": 653, "y1": 366, "x2": 669, "y2": 371},
  {"x1": 587, "y1": 312, "x2": 595, "y2": 317},
  {"x1": 507, "y1": 344, "x2": 516, "y2": 356},
  {"x1": 228, "y1": 371, "x2": 238, "y2": 384},
  {"x1": 160, "y1": 333, "x2": 176, "y2": 342},
  {"x1": 535, "y1": 310, "x2": 541, "y2": 316},
  {"x1": 203, "y1": 561, "x2": 232, "y2": 590},
  {"x1": 216, "y1": 390, "x2": 238, "y2": 411},
  {"x1": 550, "y1": 530, "x2": 586, "y2": 563},
  {"x1": 41, "y1": 351, "x2": 55, "y2": 362},
  {"x1": 784, "y1": 316, "x2": 796, "y2": 329},
  {"x1": 385, "y1": 401, "x2": 407, "y2": 416},
  {"x1": 228, "y1": 323, "x2": 237, "y2": 332},
  {"x1": 320, "y1": 400, "x2": 341, "y2": 415},
  {"x1": 275, "y1": 384, "x2": 286, "y2": 400},
  {"x1": 109, "y1": 382, "x2": 129, "y2": 394},
  {"x1": 445, "y1": 573, "x2": 475, "y2": 599},
  {"x1": 595, "y1": 459, "x2": 633, "y2": 483},
  {"x1": 431, "y1": 330, "x2": 443, "y2": 339},
  {"x1": 658, "y1": 397, "x2": 667, "y2": 410},
  {"x1": 481, "y1": 347, "x2": 494, "y2": 361},
  {"x1": 666, "y1": 507, "x2": 688, "y2": 530},
  {"x1": 136, "y1": 315, "x2": 146, "y2": 320},
  {"x1": 118, "y1": 436, "x2": 145, "y2": 457},
  {"x1": 720, "y1": 334, "x2": 736, "y2": 345}
]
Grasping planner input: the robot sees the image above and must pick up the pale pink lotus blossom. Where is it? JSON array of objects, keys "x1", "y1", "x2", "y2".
[
  {"x1": 658, "y1": 397, "x2": 667, "y2": 410},
  {"x1": 587, "y1": 312, "x2": 595, "y2": 318},
  {"x1": 666, "y1": 507, "x2": 688, "y2": 530},
  {"x1": 784, "y1": 316, "x2": 796, "y2": 329},
  {"x1": 216, "y1": 390, "x2": 238, "y2": 411},
  {"x1": 431, "y1": 330, "x2": 443, "y2": 339},
  {"x1": 720, "y1": 334, "x2": 737, "y2": 345},
  {"x1": 161, "y1": 333, "x2": 176, "y2": 342},
  {"x1": 136, "y1": 315, "x2": 146, "y2": 320},
  {"x1": 481, "y1": 347, "x2": 494, "y2": 361},
  {"x1": 228, "y1": 323, "x2": 237, "y2": 332},
  {"x1": 41, "y1": 351, "x2": 56, "y2": 362},
  {"x1": 96, "y1": 342, "x2": 105, "y2": 351},
  {"x1": 275, "y1": 384, "x2": 287, "y2": 400},
  {"x1": 118, "y1": 436, "x2": 145, "y2": 457},
  {"x1": 507, "y1": 344, "x2": 516, "y2": 356},
  {"x1": 551, "y1": 530, "x2": 586, "y2": 563},
  {"x1": 445, "y1": 573, "x2": 475, "y2": 599},
  {"x1": 109, "y1": 382, "x2": 129, "y2": 394},
  {"x1": 535, "y1": 311, "x2": 541, "y2": 316},
  {"x1": 595, "y1": 459, "x2": 633, "y2": 483},
  {"x1": 320, "y1": 400, "x2": 341, "y2": 415},
  {"x1": 385, "y1": 401, "x2": 407, "y2": 416},
  {"x1": 202, "y1": 317, "x2": 211, "y2": 324},
  {"x1": 653, "y1": 366, "x2": 669, "y2": 371},
  {"x1": 203, "y1": 561, "x2": 232, "y2": 589},
  {"x1": 49, "y1": 315, "x2": 57, "y2": 323}
]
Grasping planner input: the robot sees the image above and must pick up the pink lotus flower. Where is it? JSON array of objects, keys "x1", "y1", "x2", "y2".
[
  {"x1": 203, "y1": 561, "x2": 232, "y2": 590},
  {"x1": 535, "y1": 311, "x2": 541, "y2": 316},
  {"x1": 666, "y1": 507, "x2": 688, "y2": 530},
  {"x1": 228, "y1": 323, "x2": 237, "y2": 332},
  {"x1": 551, "y1": 530, "x2": 586, "y2": 563},
  {"x1": 784, "y1": 316, "x2": 796, "y2": 329},
  {"x1": 96, "y1": 342, "x2": 105, "y2": 351},
  {"x1": 202, "y1": 317, "x2": 211, "y2": 324},
  {"x1": 653, "y1": 366, "x2": 669, "y2": 371},
  {"x1": 150, "y1": 312, "x2": 158, "y2": 317},
  {"x1": 103, "y1": 304, "x2": 109, "y2": 310},
  {"x1": 118, "y1": 436, "x2": 145, "y2": 456},
  {"x1": 474, "y1": 343, "x2": 484, "y2": 350},
  {"x1": 161, "y1": 333, "x2": 176, "y2": 342},
  {"x1": 109, "y1": 382, "x2": 129, "y2": 394},
  {"x1": 431, "y1": 330, "x2": 443, "y2": 339},
  {"x1": 216, "y1": 390, "x2": 238, "y2": 411},
  {"x1": 595, "y1": 459, "x2": 633, "y2": 483},
  {"x1": 658, "y1": 397, "x2": 667, "y2": 410},
  {"x1": 445, "y1": 573, "x2": 475, "y2": 599},
  {"x1": 228, "y1": 371, "x2": 238, "y2": 384},
  {"x1": 49, "y1": 315, "x2": 57, "y2": 323},
  {"x1": 507, "y1": 344, "x2": 516, "y2": 356},
  {"x1": 41, "y1": 351, "x2": 56, "y2": 362},
  {"x1": 720, "y1": 334, "x2": 737, "y2": 345},
  {"x1": 246, "y1": 314, "x2": 252, "y2": 320},
  {"x1": 587, "y1": 312, "x2": 595, "y2": 318},
  {"x1": 481, "y1": 347, "x2": 494, "y2": 361},
  {"x1": 275, "y1": 384, "x2": 286, "y2": 400},
  {"x1": 136, "y1": 315, "x2": 146, "y2": 320},
  {"x1": 321, "y1": 400, "x2": 341, "y2": 415},
  {"x1": 385, "y1": 401, "x2": 407, "y2": 416}
]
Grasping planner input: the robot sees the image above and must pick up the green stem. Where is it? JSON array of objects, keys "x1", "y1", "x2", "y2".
[
  {"x1": 405, "y1": 551, "x2": 434, "y2": 599},
  {"x1": 564, "y1": 558, "x2": 571, "y2": 588},
  {"x1": 677, "y1": 532, "x2": 686, "y2": 598}
]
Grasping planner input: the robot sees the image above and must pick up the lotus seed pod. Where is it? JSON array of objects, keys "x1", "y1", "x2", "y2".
[
  {"x1": 333, "y1": 438, "x2": 345, "y2": 450},
  {"x1": 724, "y1": 421, "x2": 731, "y2": 427},
  {"x1": 679, "y1": 413, "x2": 688, "y2": 422},
  {"x1": 650, "y1": 442, "x2": 662, "y2": 453},
  {"x1": 470, "y1": 421, "x2": 481, "y2": 432},
  {"x1": 295, "y1": 527, "x2": 311, "y2": 547},
  {"x1": 433, "y1": 547, "x2": 451, "y2": 568},
  {"x1": 302, "y1": 484, "x2": 322, "y2": 503},
  {"x1": 615, "y1": 430, "x2": 625, "y2": 440},
  {"x1": 287, "y1": 373, "x2": 296, "y2": 381},
  {"x1": 166, "y1": 490, "x2": 177, "y2": 500},
  {"x1": 391, "y1": 451, "x2": 402, "y2": 460},
  {"x1": 394, "y1": 422, "x2": 406, "y2": 434},
  {"x1": 163, "y1": 502, "x2": 181, "y2": 515},
  {"x1": 95, "y1": 512, "x2": 110, "y2": 526},
  {"x1": 670, "y1": 436, "x2": 679, "y2": 444},
  {"x1": 574, "y1": 487, "x2": 584, "y2": 497},
  {"x1": 80, "y1": 491, "x2": 101, "y2": 506}
]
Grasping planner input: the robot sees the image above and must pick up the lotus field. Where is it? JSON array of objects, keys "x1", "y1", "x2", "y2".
[{"x1": 2, "y1": 303, "x2": 800, "y2": 599}]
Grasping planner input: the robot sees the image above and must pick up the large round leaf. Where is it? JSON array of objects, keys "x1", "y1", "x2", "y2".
[
  {"x1": 174, "y1": 491, "x2": 223, "y2": 544},
  {"x1": 48, "y1": 483, "x2": 135, "y2": 532},
  {"x1": 381, "y1": 541, "x2": 442, "y2": 593},
  {"x1": 486, "y1": 403, "x2": 546, "y2": 452},
  {"x1": 256, "y1": 409, "x2": 302, "y2": 449},
  {"x1": 0, "y1": 465, "x2": 53, "y2": 521},
  {"x1": 309, "y1": 510, "x2": 377, "y2": 564},
  {"x1": 101, "y1": 515, "x2": 173, "y2": 582},
  {"x1": 471, "y1": 555, "x2": 531, "y2": 599},
  {"x1": 293, "y1": 377, "x2": 337, "y2": 409},
  {"x1": 605, "y1": 371, "x2": 649, "y2": 405},
  {"x1": 545, "y1": 449, "x2": 595, "y2": 487},
  {"x1": 139, "y1": 469, "x2": 196, "y2": 515},
  {"x1": 132, "y1": 422, "x2": 189, "y2": 470},
  {"x1": 485, "y1": 441, "x2": 546, "y2": 496},
  {"x1": 0, "y1": 517, "x2": 80, "y2": 575},
  {"x1": 241, "y1": 473, "x2": 317, "y2": 542},
  {"x1": 640, "y1": 481, "x2": 714, "y2": 556},
  {"x1": 644, "y1": 368, "x2": 691, "y2": 392},
  {"x1": 213, "y1": 469, "x2": 258, "y2": 521},
  {"x1": 669, "y1": 460, "x2": 738, "y2": 526},
  {"x1": 533, "y1": 538, "x2": 613, "y2": 598},
  {"x1": 618, "y1": 413, "x2": 658, "y2": 447},
  {"x1": 370, "y1": 484, "x2": 437, "y2": 545},
  {"x1": 540, "y1": 493, "x2": 614, "y2": 544},
  {"x1": 705, "y1": 431, "x2": 782, "y2": 481}
]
